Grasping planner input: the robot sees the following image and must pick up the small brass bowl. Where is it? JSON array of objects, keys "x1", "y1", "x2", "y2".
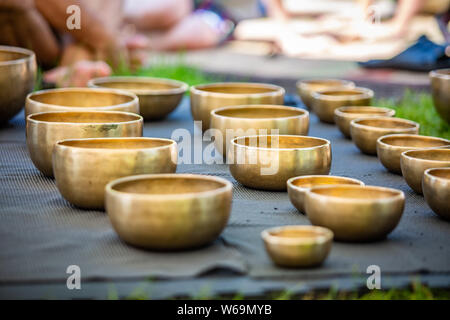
[
  {"x1": 0, "y1": 46, "x2": 37, "y2": 124},
  {"x1": 229, "y1": 135, "x2": 331, "y2": 191},
  {"x1": 350, "y1": 117, "x2": 419, "y2": 155},
  {"x1": 210, "y1": 105, "x2": 309, "y2": 156},
  {"x1": 423, "y1": 168, "x2": 450, "y2": 221},
  {"x1": 401, "y1": 148, "x2": 450, "y2": 194},
  {"x1": 334, "y1": 106, "x2": 395, "y2": 138},
  {"x1": 377, "y1": 134, "x2": 450, "y2": 174},
  {"x1": 430, "y1": 69, "x2": 450, "y2": 124},
  {"x1": 261, "y1": 225, "x2": 333, "y2": 268},
  {"x1": 26, "y1": 88, "x2": 139, "y2": 117},
  {"x1": 305, "y1": 185, "x2": 405, "y2": 242},
  {"x1": 311, "y1": 87, "x2": 374, "y2": 123},
  {"x1": 296, "y1": 79, "x2": 355, "y2": 110},
  {"x1": 26, "y1": 111, "x2": 143, "y2": 177},
  {"x1": 105, "y1": 174, "x2": 233, "y2": 250},
  {"x1": 287, "y1": 175, "x2": 365, "y2": 214},
  {"x1": 190, "y1": 82, "x2": 285, "y2": 131},
  {"x1": 88, "y1": 76, "x2": 187, "y2": 121},
  {"x1": 53, "y1": 137, "x2": 177, "y2": 209}
]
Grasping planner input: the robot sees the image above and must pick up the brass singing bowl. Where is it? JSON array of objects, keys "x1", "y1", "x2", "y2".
[
  {"x1": 334, "y1": 106, "x2": 395, "y2": 138},
  {"x1": 88, "y1": 76, "x2": 187, "y2": 121},
  {"x1": 190, "y1": 82, "x2": 285, "y2": 131},
  {"x1": 25, "y1": 88, "x2": 140, "y2": 117},
  {"x1": 305, "y1": 185, "x2": 405, "y2": 242},
  {"x1": 105, "y1": 174, "x2": 233, "y2": 250},
  {"x1": 229, "y1": 135, "x2": 331, "y2": 191},
  {"x1": 311, "y1": 87, "x2": 374, "y2": 123},
  {"x1": 287, "y1": 175, "x2": 365, "y2": 214},
  {"x1": 377, "y1": 134, "x2": 450, "y2": 174},
  {"x1": 296, "y1": 79, "x2": 355, "y2": 110},
  {"x1": 423, "y1": 168, "x2": 450, "y2": 221},
  {"x1": 210, "y1": 105, "x2": 309, "y2": 157},
  {"x1": 401, "y1": 148, "x2": 450, "y2": 194},
  {"x1": 26, "y1": 111, "x2": 143, "y2": 177},
  {"x1": 0, "y1": 46, "x2": 36, "y2": 124},
  {"x1": 53, "y1": 137, "x2": 177, "y2": 210},
  {"x1": 430, "y1": 69, "x2": 450, "y2": 124},
  {"x1": 261, "y1": 226, "x2": 333, "y2": 268},
  {"x1": 350, "y1": 117, "x2": 420, "y2": 155}
]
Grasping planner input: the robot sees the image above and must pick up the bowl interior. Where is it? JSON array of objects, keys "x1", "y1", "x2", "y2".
[
  {"x1": 234, "y1": 136, "x2": 326, "y2": 149},
  {"x1": 58, "y1": 138, "x2": 172, "y2": 149},
  {"x1": 310, "y1": 186, "x2": 400, "y2": 200},
  {"x1": 267, "y1": 227, "x2": 329, "y2": 240},
  {"x1": 30, "y1": 90, "x2": 134, "y2": 107},
  {"x1": 405, "y1": 149, "x2": 450, "y2": 161},
  {"x1": 356, "y1": 118, "x2": 416, "y2": 129},
  {"x1": 380, "y1": 135, "x2": 449, "y2": 148},
  {"x1": 302, "y1": 80, "x2": 350, "y2": 90},
  {"x1": 0, "y1": 50, "x2": 30, "y2": 63},
  {"x1": 29, "y1": 112, "x2": 140, "y2": 123},
  {"x1": 196, "y1": 84, "x2": 278, "y2": 95},
  {"x1": 339, "y1": 107, "x2": 390, "y2": 115},
  {"x1": 94, "y1": 80, "x2": 182, "y2": 92},
  {"x1": 291, "y1": 176, "x2": 361, "y2": 189},
  {"x1": 427, "y1": 168, "x2": 450, "y2": 179},
  {"x1": 215, "y1": 106, "x2": 304, "y2": 119},
  {"x1": 319, "y1": 89, "x2": 367, "y2": 97}
]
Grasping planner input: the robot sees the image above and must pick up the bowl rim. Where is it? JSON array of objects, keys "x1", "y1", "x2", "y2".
[
  {"x1": 26, "y1": 110, "x2": 143, "y2": 125},
  {"x1": 87, "y1": 76, "x2": 188, "y2": 95},
  {"x1": 106, "y1": 174, "x2": 233, "y2": 200},
  {"x1": 401, "y1": 148, "x2": 450, "y2": 163},
  {"x1": 54, "y1": 137, "x2": 176, "y2": 152},
  {"x1": 311, "y1": 87, "x2": 374, "y2": 101},
  {"x1": 296, "y1": 78, "x2": 355, "y2": 89},
  {"x1": 334, "y1": 106, "x2": 395, "y2": 117},
  {"x1": 0, "y1": 45, "x2": 35, "y2": 66},
  {"x1": 287, "y1": 175, "x2": 365, "y2": 192},
  {"x1": 230, "y1": 134, "x2": 330, "y2": 151},
  {"x1": 350, "y1": 116, "x2": 419, "y2": 132},
  {"x1": 210, "y1": 104, "x2": 309, "y2": 121},
  {"x1": 424, "y1": 167, "x2": 450, "y2": 182},
  {"x1": 377, "y1": 134, "x2": 450, "y2": 149},
  {"x1": 261, "y1": 225, "x2": 334, "y2": 246},
  {"x1": 429, "y1": 68, "x2": 450, "y2": 80},
  {"x1": 190, "y1": 82, "x2": 285, "y2": 98}
]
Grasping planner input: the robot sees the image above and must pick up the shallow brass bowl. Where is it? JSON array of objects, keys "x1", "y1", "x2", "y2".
[
  {"x1": 229, "y1": 135, "x2": 331, "y2": 191},
  {"x1": 105, "y1": 174, "x2": 233, "y2": 250},
  {"x1": 423, "y1": 168, "x2": 450, "y2": 221},
  {"x1": 0, "y1": 46, "x2": 36, "y2": 124},
  {"x1": 26, "y1": 88, "x2": 139, "y2": 117},
  {"x1": 377, "y1": 134, "x2": 450, "y2": 174},
  {"x1": 210, "y1": 105, "x2": 309, "y2": 156},
  {"x1": 401, "y1": 148, "x2": 450, "y2": 194},
  {"x1": 26, "y1": 111, "x2": 143, "y2": 177},
  {"x1": 430, "y1": 69, "x2": 450, "y2": 124},
  {"x1": 311, "y1": 87, "x2": 374, "y2": 123},
  {"x1": 261, "y1": 225, "x2": 333, "y2": 268},
  {"x1": 287, "y1": 175, "x2": 364, "y2": 214},
  {"x1": 53, "y1": 137, "x2": 177, "y2": 210},
  {"x1": 350, "y1": 117, "x2": 419, "y2": 155},
  {"x1": 190, "y1": 82, "x2": 285, "y2": 131},
  {"x1": 296, "y1": 79, "x2": 355, "y2": 110},
  {"x1": 334, "y1": 106, "x2": 395, "y2": 138},
  {"x1": 88, "y1": 76, "x2": 187, "y2": 121},
  {"x1": 305, "y1": 185, "x2": 405, "y2": 242}
]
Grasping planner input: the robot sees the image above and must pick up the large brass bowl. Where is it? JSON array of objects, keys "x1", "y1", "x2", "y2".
[
  {"x1": 229, "y1": 135, "x2": 331, "y2": 191},
  {"x1": 53, "y1": 137, "x2": 177, "y2": 209},
  {"x1": 423, "y1": 167, "x2": 450, "y2": 221},
  {"x1": 261, "y1": 226, "x2": 333, "y2": 268},
  {"x1": 334, "y1": 106, "x2": 395, "y2": 138},
  {"x1": 401, "y1": 148, "x2": 450, "y2": 194},
  {"x1": 210, "y1": 105, "x2": 309, "y2": 157},
  {"x1": 377, "y1": 134, "x2": 450, "y2": 174},
  {"x1": 105, "y1": 174, "x2": 233, "y2": 250},
  {"x1": 430, "y1": 69, "x2": 450, "y2": 124},
  {"x1": 311, "y1": 87, "x2": 374, "y2": 123},
  {"x1": 305, "y1": 185, "x2": 405, "y2": 242},
  {"x1": 296, "y1": 79, "x2": 355, "y2": 110},
  {"x1": 0, "y1": 46, "x2": 36, "y2": 124},
  {"x1": 287, "y1": 175, "x2": 364, "y2": 214},
  {"x1": 88, "y1": 76, "x2": 187, "y2": 121},
  {"x1": 190, "y1": 82, "x2": 285, "y2": 131},
  {"x1": 350, "y1": 117, "x2": 419, "y2": 155},
  {"x1": 26, "y1": 111, "x2": 143, "y2": 177},
  {"x1": 26, "y1": 88, "x2": 139, "y2": 117}
]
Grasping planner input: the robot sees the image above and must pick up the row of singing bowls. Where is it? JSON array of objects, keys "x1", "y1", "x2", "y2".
[
  {"x1": 26, "y1": 111, "x2": 143, "y2": 177},
  {"x1": 430, "y1": 69, "x2": 449, "y2": 124},
  {"x1": 88, "y1": 76, "x2": 188, "y2": 121},
  {"x1": 334, "y1": 106, "x2": 395, "y2": 138},
  {"x1": 229, "y1": 135, "x2": 331, "y2": 191},
  {"x1": 423, "y1": 168, "x2": 450, "y2": 220},
  {"x1": 311, "y1": 87, "x2": 374, "y2": 123},
  {"x1": 210, "y1": 105, "x2": 309, "y2": 156},
  {"x1": 401, "y1": 148, "x2": 450, "y2": 194},
  {"x1": 106, "y1": 174, "x2": 233, "y2": 250},
  {"x1": 0, "y1": 46, "x2": 36, "y2": 124},
  {"x1": 377, "y1": 134, "x2": 450, "y2": 174},
  {"x1": 296, "y1": 79, "x2": 355, "y2": 110},
  {"x1": 190, "y1": 82, "x2": 285, "y2": 131},
  {"x1": 350, "y1": 117, "x2": 420, "y2": 155}
]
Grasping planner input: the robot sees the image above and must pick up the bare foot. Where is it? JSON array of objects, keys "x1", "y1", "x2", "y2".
[{"x1": 44, "y1": 60, "x2": 112, "y2": 87}]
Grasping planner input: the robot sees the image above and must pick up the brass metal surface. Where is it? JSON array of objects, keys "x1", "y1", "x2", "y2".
[
  {"x1": 430, "y1": 69, "x2": 450, "y2": 123},
  {"x1": 423, "y1": 167, "x2": 450, "y2": 221},
  {"x1": 296, "y1": 79, "x2": 355, "y2": 110}
]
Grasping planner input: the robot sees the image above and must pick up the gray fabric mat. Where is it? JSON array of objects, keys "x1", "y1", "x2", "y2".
[{"x1": 0, "y1": 97, "x2": 449, "y2": 285}]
